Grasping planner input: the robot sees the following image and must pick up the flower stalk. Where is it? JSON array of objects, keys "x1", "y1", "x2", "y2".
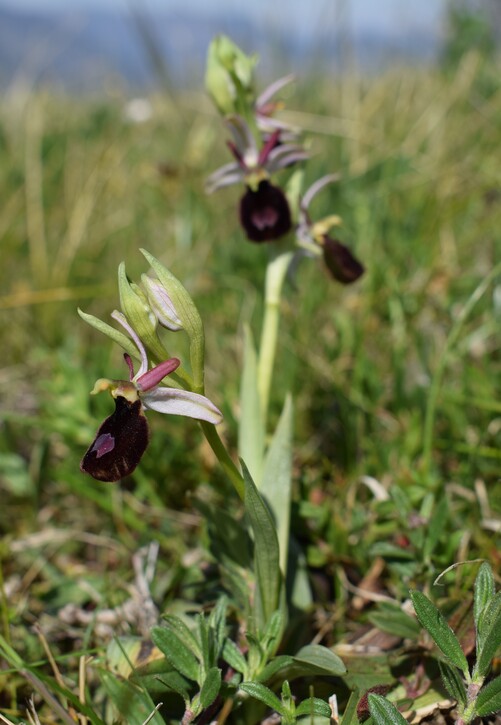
[{"x1": 257, "y1": 249, "x2": 294, "y2": 426}]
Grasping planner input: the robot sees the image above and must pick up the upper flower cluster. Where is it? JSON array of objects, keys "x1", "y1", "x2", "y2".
[
  {"x1": 205, "y1": 35, "x2": 364, "y2": 285},
  {"x1": 79, "y1": 252, "x2": 223, "y2": 482}
]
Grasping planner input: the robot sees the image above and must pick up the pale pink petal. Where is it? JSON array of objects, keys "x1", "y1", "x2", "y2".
[{"x1": 142, "y1": 388, "x2": 223, "y2": 424}]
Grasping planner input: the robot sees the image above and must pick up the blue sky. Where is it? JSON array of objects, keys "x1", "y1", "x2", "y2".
[{"x1": 1, "y1": 0, "x2": 448, "y2": 37}]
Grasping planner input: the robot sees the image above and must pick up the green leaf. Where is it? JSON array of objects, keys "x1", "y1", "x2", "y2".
[
  {"x1": 423, "y1": 496, "x2": 448, "y2": 560},
  {"x1": 474, "y1": 562, "x2": 496, "y2": 634},
  {"x1": 410, "y1": 590, "x2": 469, "y2": 676},
  {"x1": 241, "y1": 459, "x2": 281, "y2": 629},
  {"x1": 474, "y1": 675, "x2": 501, "y2": 717},
  {"x1": 339, "y1": 691, "x2": 360, "y2": 725},
  {"x1": 162, "y1": 615, "x2": 202, "y2": 660},
  {"x1": 151, "y1": 626, "x2": 200, "y2": 682},
  {"x1": 368, "y1": 693, "x2": 408, "y2": 724},
  {"x1": 368, "y1": 604, "x2": 421, "y2": 640},
  {"x1": 295, "y1": 697, "x2": 332, "y2": 717},
  {"x1": 438, "y1": 661, "x2": 467, "y2": 706},
  {"x1": 261, "y1": 394, "x2": 293, "y2": 575},
  {"x1": 239, "y1": 681, "x2": 287, "y2": 715},
  {"x1": 473, "y1": 592, "x2": 501, "y2": 680},
  {"x1": 238, "y1": 324, "x2": 264, "y2": 485},
  {"x1": 262, "y1": 609, "x2": 285, "y2": 656},
  {"x1": 99, "y1": 670, "x2": 166, "y2": 725},
  {"x1": 293, "y1": 644, "x2": 346, "y2": 676},
  {"x1": 256, "y1": 655, "x2": 294, "y2": 683},
  {"x1": 141, "y1": 249, "x2": 205, "y2": 391},
  {"x1": 222, "y1": 638, "x2": 248, "y2": 677},
  {"x1": 199, "y1": 667, "x2": 222, "y2": 709},
  {"x1": 78, "y1": 308, "x2": 139, "y2": 361}
]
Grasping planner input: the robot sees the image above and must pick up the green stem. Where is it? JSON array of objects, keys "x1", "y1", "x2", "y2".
[
  {"x1": 200, "y1": 421, "x2": 245, "y2": 500},
  {"x1": 257, "y1": 250, "x2": 294, "y2": 426},
  {"x1": 422, "y1": 261, "x2": 501, "y2": 476}
]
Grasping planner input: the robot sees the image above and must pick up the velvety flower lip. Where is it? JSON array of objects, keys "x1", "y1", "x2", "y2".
[
  {"x1": 297, "y1": 174, "x2": 365, "y2": 284},
  {"x1": 322, "y1": 236, "x2": 365, "y2": 284},
  {"x1": 240, "y1": 180, "x2": 292, "y2": 243},
  {"x1": 80, "y1": 314, "x2": 223, "y2": 482}
]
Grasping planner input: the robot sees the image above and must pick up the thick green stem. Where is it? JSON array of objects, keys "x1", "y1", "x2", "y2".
[
  {"x1": 200, "y1": 421, "x2": 245, "y2": 500},
  {"x1": 257, "y1": 250, "x2": 294, "y2": 426}
]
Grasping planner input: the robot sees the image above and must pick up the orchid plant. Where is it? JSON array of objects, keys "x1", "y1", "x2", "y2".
[{"x1": 77, "y1": 35, "x2": 366, "y2": 723}]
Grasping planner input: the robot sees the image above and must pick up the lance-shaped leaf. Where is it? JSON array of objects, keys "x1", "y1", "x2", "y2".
[
  {"x1": 410, "y1": 590, "x2": 469, "y2": 677},
  {"x1": 241, "y1": 459, "x2": 281, "y2": 630},
  {"x1": 141, "y1": 250, "x2": 205, "y2": 392},
  {"x1": 293, "y1": 644, "x2": 346, "y2": 676},
  {"x1": 474, "y1": 675, "x2": 501, "y2": 717},
  {"x1": 295, "y1": 697, "x2": 332, "y2": 718},
  {"x1": 239, "y1": 682, "x2": 286, "y2": 715},
  {"x1": 473, "y1": 592, "x2": 501, "y2": 681},
  {"x1": 151, "y1": 627, "x2": 199, "y2": 682},
  {"x1": 238, "y1": 325, "x2": 265, "y2": 484},
  {"x1": 438, "y1": 661, "x2": 467, "y2": 707},
  {"x1": 368, "y1": 693, "x2": 408, "y2": 725},
  {"x1": 261, "y1": 394, "x2": 293, "y2": 576},
  {"x1": 199, "y1": 667, "x2": 222, "y2": 709},
  {"x1": 474, "y1": 562, "x2": 495, "y2": 635}
]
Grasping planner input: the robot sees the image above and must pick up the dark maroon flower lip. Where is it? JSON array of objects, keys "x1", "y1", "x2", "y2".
[
  {"x1": 239, "y1": 180, "x2": 292, "y2": 243},
  {"x1": 80, "y1": 397, "x2": 149, "y2": 483},
  {"x1": 322, "y1": 236, "x2": 365, "y2": 284}
]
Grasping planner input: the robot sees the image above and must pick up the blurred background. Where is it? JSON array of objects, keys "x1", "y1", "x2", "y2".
[{"x1": 0, "y1": 0, "x2": 471, "y2": 93}]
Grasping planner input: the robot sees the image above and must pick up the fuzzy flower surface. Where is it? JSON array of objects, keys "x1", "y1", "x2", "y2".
[
  {"x1": 206, "y1": 114, "x2": 307, "y2": 243},
  {"x1": 81, "y1": 311, "x2": 222, "y2": 482},
  {"x1": 297, "y1": 175, "x2": 365, "y2": 284}
]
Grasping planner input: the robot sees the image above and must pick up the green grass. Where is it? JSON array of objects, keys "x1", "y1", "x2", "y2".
[{"x1": 0, "y1": 50, "x2": 500, "y2": 723}]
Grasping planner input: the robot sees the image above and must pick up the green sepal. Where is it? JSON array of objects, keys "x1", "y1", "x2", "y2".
[
  {"x1": 78, "y1": 308, "x2": 139, "y2": 361},
  {"x1": 117, "y1": 262, "x2": 169, "y2": 362},
  {"x1": 141, "y1": 250, "x2": 205, "y2": 392}
]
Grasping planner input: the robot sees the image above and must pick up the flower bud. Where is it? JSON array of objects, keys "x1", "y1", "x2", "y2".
[
  {"x1": 141, "y1": 274, "x2": 183, "y2": 331},
  {"x1": 205, "y1": 35, "x2": 257, "y2": 116}
]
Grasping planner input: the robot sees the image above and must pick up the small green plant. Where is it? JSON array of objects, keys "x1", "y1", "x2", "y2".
[{"x1": 367, "y1": 562, "x2": 501, "y2": 724}]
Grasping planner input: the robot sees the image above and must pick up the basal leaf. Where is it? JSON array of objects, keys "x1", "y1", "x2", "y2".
[
  {"x1": 261, "y1": 394, "x2": 293, "y2": 575},
  {"x1": 238, "y1": 324, "x2": 264, "y2": 485},
  {"x1": 410, "y1": 590, "x2": 468, "y2": 676},
  {"x1": 241, "y1": 459, "x2": 281, "y2": 629}
]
